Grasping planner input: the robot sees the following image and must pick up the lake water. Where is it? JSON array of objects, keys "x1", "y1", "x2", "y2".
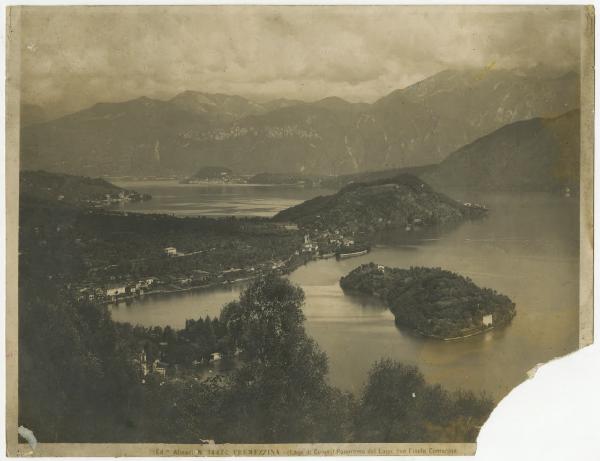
[
  {"x1": 108, "y1": 183, "x2": 580, "y2": 401},
  {"x1": 108, "y1": 180, "x2": 330, "y2": 217}
]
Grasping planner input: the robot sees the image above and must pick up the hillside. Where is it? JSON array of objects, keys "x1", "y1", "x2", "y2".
[
  {"x1": 20, "y1": 97, "x2": 211, "y2": 176},
  {"x1": 422, "y1": 110, "x2": 580, "y2": 192},
  {"x1": 366, "y1": 68, "x2": 579, "y2": 168},
  {"x1": 248, "y1": 172, "x2": 324, "y2": 186},
  {"x1": 340, "y1": 263, "x2": 516, "y2": 339},
  {"x1": 20, "y1": 170, "x2": 150, "y2": 205},
  {"x1": 320, "y1": 165, "x2": 437, "y2": 189},
  {"x1": 273, "y1": 174, "x2": 485, "y2": 235},
  {"x1": 20, "y1": 68, "x2": 580, "y2": 177},
  {"x1": 21, "y1": 103, "x2": 49, "y2": 126}
]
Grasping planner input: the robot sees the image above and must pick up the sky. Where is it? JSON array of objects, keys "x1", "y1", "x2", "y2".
[{"x1": 15, "y1": 5, "x2": 584, "y2": 117}]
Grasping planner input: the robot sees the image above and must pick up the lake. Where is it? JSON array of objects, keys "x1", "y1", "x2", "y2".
[
  {"x1": 108, "y1": 179, "x2": 331, "y2": 217},
  {"x1": 108, "y1": 182, "x2": 580, "y2": 401}
]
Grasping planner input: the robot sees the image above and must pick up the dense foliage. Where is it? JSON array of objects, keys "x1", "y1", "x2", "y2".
[
  {"x1": 274, "y1": 174, "x2": 476, "y2": 236},
  {"x1": 340, "y1": 263, "x2": 516, "y2": 339},
  {"x1": 143, "y1": 275, "x2": 355, "y2": 443},
  {"x1": 19, "y1": 197, "x2": 303, "y2": 286},
  {"x1": 355, "y1": 359, "x2": 493, "y2": 442},
  {"x1": 118, "y1": 315, "x2": 233, "y2": 366},
  {"x1": 19, "y1": 273, "x2": 495, "y2": 444},
  {"x1": 19, "y1": 277, "x2": 141, "y2": 441}
]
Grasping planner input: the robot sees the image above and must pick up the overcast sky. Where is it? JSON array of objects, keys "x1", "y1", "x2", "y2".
[{"x1": 17, "y1": 5, "x2": 583, "y2": 116}]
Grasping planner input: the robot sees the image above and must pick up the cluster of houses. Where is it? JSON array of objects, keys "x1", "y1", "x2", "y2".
[
  {"x1": 302, "y1": 230, "x2": 357, "y2": 254},
  {"x1": 463, "y1": 202, "x2": 488, "y2": 211},
  {"x1": 87, "y1": 190, "x2": 149, "y2": 208},
  {"x1": 105, "y1": 277, "x2": 158, "y2": 301},
  {"x1": 136, "y1": 345, "x2": 229, "y2": 383},
  {"x1": 301, "y1": 234, "x2": 319, "y2": 254},
  {"x1": 75, "y1": 277, "x2": 158, "y2": 303},
  {"x1": 138, "y1": 350, "x2": 168, "y2": 381}
]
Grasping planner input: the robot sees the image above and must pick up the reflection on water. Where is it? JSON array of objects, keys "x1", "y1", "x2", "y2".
[{"x1": 109, "y1": 191, "x2": 579, "y2": 400}]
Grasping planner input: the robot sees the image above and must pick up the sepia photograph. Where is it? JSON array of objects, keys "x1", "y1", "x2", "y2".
[{"x1": 4, "y1": 4, "x2": 594, "y2": 457}]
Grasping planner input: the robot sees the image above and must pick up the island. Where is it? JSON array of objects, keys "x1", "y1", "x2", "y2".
[
  {"x1": 340, "y1": 263, "x2": 516, "y2": 340},
  {"x1": 248, "y1": 172, "x2": 324, "y2": 187},
  {"x1": 180, "y1": 166, "x2": 246, "y2": 184}
]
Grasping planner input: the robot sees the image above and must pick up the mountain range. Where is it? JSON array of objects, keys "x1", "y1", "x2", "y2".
[
  {"x1": 325, "y1": 110, "x2": 580, "y2": 193},
  {"x1": 421, "y1": 109, "x2": 580, "y2": 192},
  {"x1": 21, "y1": 68, "x2": 580, "y2": 177}
]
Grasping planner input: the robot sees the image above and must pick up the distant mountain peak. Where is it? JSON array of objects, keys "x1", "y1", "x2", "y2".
[{"x1": 22, "y1": 69, "x2": 580, "y2": 177}]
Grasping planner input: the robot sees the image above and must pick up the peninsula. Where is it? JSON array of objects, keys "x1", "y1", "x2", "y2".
[{"x1": 273, "y1": 174, "x2": 487, "y2": 238}]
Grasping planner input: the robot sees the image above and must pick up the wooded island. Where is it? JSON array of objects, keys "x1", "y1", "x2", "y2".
[{"x1": 340, "y1": 263, "x2": 516, "y2": 339}]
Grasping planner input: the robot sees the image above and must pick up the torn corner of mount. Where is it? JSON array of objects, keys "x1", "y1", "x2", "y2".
[
  {"x1": 17, "y1": 425, "x2": 38, "y2": 450},
  {"x1": 526, "y1": 363, "x2": 545, "y2": 379}
]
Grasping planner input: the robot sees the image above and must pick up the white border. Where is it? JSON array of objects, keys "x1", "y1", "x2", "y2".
[{"x1": 1, "y1": 2, "x2": 598, "y2": 460}]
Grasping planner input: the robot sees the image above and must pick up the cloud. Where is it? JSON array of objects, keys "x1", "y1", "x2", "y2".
[{"x1": 17, "y1": 5, "x2": 583, "y2": 116}]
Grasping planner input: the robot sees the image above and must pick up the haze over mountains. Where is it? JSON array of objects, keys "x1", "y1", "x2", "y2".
[
  {"x1": 21, "y1": 68, "x2": 579, "y2": 178},
  {"x1": 326, "y1": 110, "x2": 581, "y2": 193},
  {"x1": 423, "y1": 110, "x2": 580, "y2": 192}
]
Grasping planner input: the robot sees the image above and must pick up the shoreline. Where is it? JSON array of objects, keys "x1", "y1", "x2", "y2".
[
  {"x1": 103, "y1": 277, "x2": 256, "y2": 307},
  {"x1": 421, "y1": 326, "x2": 495, "y2": 341},
  {"x1": 102, "y1": 255, "x2": 316, "y2": 308},
  {"x1": 109, "y1": 178, "x2": 324, "y2": 189}
]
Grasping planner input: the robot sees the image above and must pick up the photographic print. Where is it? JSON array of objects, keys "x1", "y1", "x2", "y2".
[{"x1": 5, "y1": 5, "x2": 594, "y2": 456}]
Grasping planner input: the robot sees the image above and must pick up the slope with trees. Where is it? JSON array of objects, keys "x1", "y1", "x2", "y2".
[
  {"x1": 274, "y1": 174, "x2": 485, "y2": 236},
  {"x1": 422, "y1": 110, "x2": 580, "y2": 192}
]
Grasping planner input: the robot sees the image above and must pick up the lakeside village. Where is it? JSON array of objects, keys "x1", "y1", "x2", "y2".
[
  {"x1": 68, "y1": 223, "x2": 374, "y2": 384},
  {"x1": 72, "y1": 224, "x2": 369, "y2": 307},
  {"x1": 86, "y1": 190, "x2": 152, "y2": 208},
  {"x1": 71, "y1": 199, "x2": 488, "y2": 308}
]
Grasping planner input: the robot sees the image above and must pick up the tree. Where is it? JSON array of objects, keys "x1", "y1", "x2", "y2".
[
  {"x1": 160, "y1": 275, "x2": 355, "y2": 443},
  {"x1": 354, "y1": 359, "x2": 493, "y2": 443},
  {"x1": 220, "y1": 274, "x2": 306, "y2": 365}
]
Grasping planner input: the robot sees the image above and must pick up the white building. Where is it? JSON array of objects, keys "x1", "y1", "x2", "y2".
[
  {"x1": 139, "y1": 351, "x2": 149, "y2": 377},
  {"x1": 482, "y1": 314, "x2": 493, "y2": 327},
  {"x1": 164, "y1": 247, "x2": 177, "y2": 256},
  {"x1": 210, "y1": 352, "x2": 222, "y2": 362},
  {"x1": 153, "y1": 359, "x2": 167, "y2": 377},
  {"x1": 106, "y1": 285, "x2": 127, "y2": 298}
]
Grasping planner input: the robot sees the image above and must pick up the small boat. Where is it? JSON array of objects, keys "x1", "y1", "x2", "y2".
[{"x1": 337, "y1": 248, "x2": 369, "y2": 259}]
